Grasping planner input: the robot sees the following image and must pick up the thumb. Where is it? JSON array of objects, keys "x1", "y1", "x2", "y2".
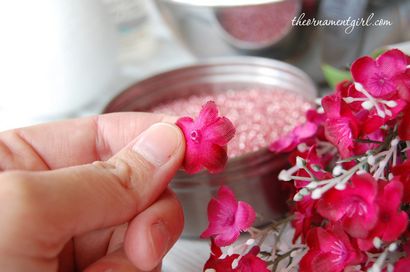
[{"x1": 0, "y1": 122, "x2": 185, "y2": 243}]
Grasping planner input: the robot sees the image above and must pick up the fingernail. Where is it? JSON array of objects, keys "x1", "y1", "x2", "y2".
[
  {"x1": 150, "y1": 221, "x2": 171, "y2": 258},
  {"x1": 133, "y1": 123, "x2": 181, "y2": 167}
]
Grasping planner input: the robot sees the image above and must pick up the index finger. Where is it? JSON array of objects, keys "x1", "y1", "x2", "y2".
[{"x1": 0, "y1": 112, "x2": 177, "y2": 170}]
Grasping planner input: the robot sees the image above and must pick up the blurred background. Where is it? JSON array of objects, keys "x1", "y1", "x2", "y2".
[
  {"x1": 0, "y1": 0, "x2": 409, "y2": 131},
  {"x1": 0, "y1": 0, "x2": 409, "y2": 270}
]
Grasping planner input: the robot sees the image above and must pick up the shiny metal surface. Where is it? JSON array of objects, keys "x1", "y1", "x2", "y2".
[
  {"x1": 104, "y1": 57, "x2": 317, "y2": 237},
  {"x1": 154, "y1": 0, "x2": 302, "y2": 56},
  {"x1": 167, "y1": 0, "x2": 285, "y2": 7}
]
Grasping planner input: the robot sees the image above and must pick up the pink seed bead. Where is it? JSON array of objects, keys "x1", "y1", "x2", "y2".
[{"x1": 148, "y1": 88, "x2": 312, "y2": 158}]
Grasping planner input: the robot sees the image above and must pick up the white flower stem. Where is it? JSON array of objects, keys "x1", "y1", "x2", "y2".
[
  {"x1": 373, "y1": 138, "x2": 398, "y2": 180},
  {"x1": 289, "y1": 176, "x2": 313, "y2": 182},
  {"x1": 354, "y1": 82, "x2": 386, "y2": 118},
  {"x1": 367, "y1": 242, "x2": 397, "y2": 272}
]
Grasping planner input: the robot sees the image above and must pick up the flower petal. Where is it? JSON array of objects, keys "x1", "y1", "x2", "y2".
[
  {"x1": 293, "y1": 122, "x2": 318, "y2": 139},
  {"x1": 176, "y1": 116, "x2": 195, "y2": 132},
  {"x1": 210, "y1": 239, "x2": 223, "y2": 258},
  {"x1": 177, "y1": 116, "x2": 204, "y2": 173},
  {"x1": 269, "y1": 134, "x2": 296, "y2": 153},
  {"x1": 311, "y1": 252, "x2": 345, "y2": 272},
  {"x1": 299, "y1": 249, "x2": 321, "y2": 272},
  {"x1": 341, "y1": 204, "x2": 378, "y2": 238},
  {"x1": 322, "y1": 94, "x2": 341, "y2": 119},
  {"x1": 214, "y1": 228, "x2": 241, "y2": 247},
  {"x1": 183, "y1": 145, "x2": 204, "y2": 174},
  {"x1": 392, "y1": 161, "x2": 410, "y2": 203},
  {"x1": 381, "y1": 211, "x2": 408, "y2": 242},
  {"x1": 399, "y1": 106, "x2": 410, "y2": 140},
  {"x1": 235, "y1": 249, "x2": 269, "y2": 272},
  {"x1": 324, "y1": 117, "x2": 355, "y2": 158},
  {"x1": 351, "y1": 56, "x2": 378, "y2": 89},
  {"x1": 269, "y1": 122, "x2": 317, "y2": 153},
  {"x1": 234, "y1": 201, "x2": 256, "y2": 231},
  {"x1": 204, "y1": 117, "x2": 236, "y2": 145},
  {"x1": 204, "y1": 241, "x2": 239, "y2": 272},
  {"x1": 383, "y1": 179, "x2": 404, "y2": 210},
  {"x1": 394, "y1": 257, "x2": 410, "y2": 272},
  {"x1": 198, "y1": 101, "x2": 219, "y2": 127},
  {"x1": 216, "y1": 186, "x2": 238, "y2": 211},
  {"x1": 361, "y1": 115, "x2": 385, "y2": 134},
  {"x1": 202, "y1": 144, "x2": 228, "y2": 174},
  {"x1": 377, "y1": 48, "x2": 408, "y2": 77},
  {"x1": 378, "y1": 179, "x2": 408, "y2": 242}
]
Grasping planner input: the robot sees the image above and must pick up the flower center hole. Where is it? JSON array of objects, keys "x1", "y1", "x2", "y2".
[{"x1": 190, "y1": 130, "x2": 202, "y2": 143}]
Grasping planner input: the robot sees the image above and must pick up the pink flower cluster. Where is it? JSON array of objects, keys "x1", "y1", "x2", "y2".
[
  {"x1": 271, "y1": 49, "x2": 410, "y2": 271},
  {"x1": 194, "y1": 49, "x2": 410, "y2": 272}
]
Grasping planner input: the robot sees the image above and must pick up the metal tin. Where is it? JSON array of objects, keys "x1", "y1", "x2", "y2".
[
  {"x1": 104, "y1": 57, "x2": 317, "y2": 237},
  {"x1": 153, "y1": 0, "x2": 302, "y2": 58}
]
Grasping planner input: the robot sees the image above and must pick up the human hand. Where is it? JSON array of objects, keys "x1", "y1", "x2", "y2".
[{"x1": 0, "y1": 112, "x2": 185, "y2": 272}]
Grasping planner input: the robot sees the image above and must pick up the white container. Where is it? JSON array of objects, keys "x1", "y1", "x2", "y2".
[
  {"x1": 0, "y1": 0, "x2": 119, "y2": 128},
  {"x1": 102, "y1": 0, "x2": 157, "y2": 62}
]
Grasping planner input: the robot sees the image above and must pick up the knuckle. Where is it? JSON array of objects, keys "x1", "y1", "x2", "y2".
[
  {"x1": 0, "y1": 137, "x2": 13, "y2": 171},
  {"x1": 0, "y1": 131, "x2": 48, "y2": 171},
  {"x1": 93, "y1": 152, "x2": 155, "y2": 192}
]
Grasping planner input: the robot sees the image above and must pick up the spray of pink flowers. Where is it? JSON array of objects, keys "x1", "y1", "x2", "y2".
[{"x1": 177, "y1": 49, "x2": 410, "y2": 272}]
